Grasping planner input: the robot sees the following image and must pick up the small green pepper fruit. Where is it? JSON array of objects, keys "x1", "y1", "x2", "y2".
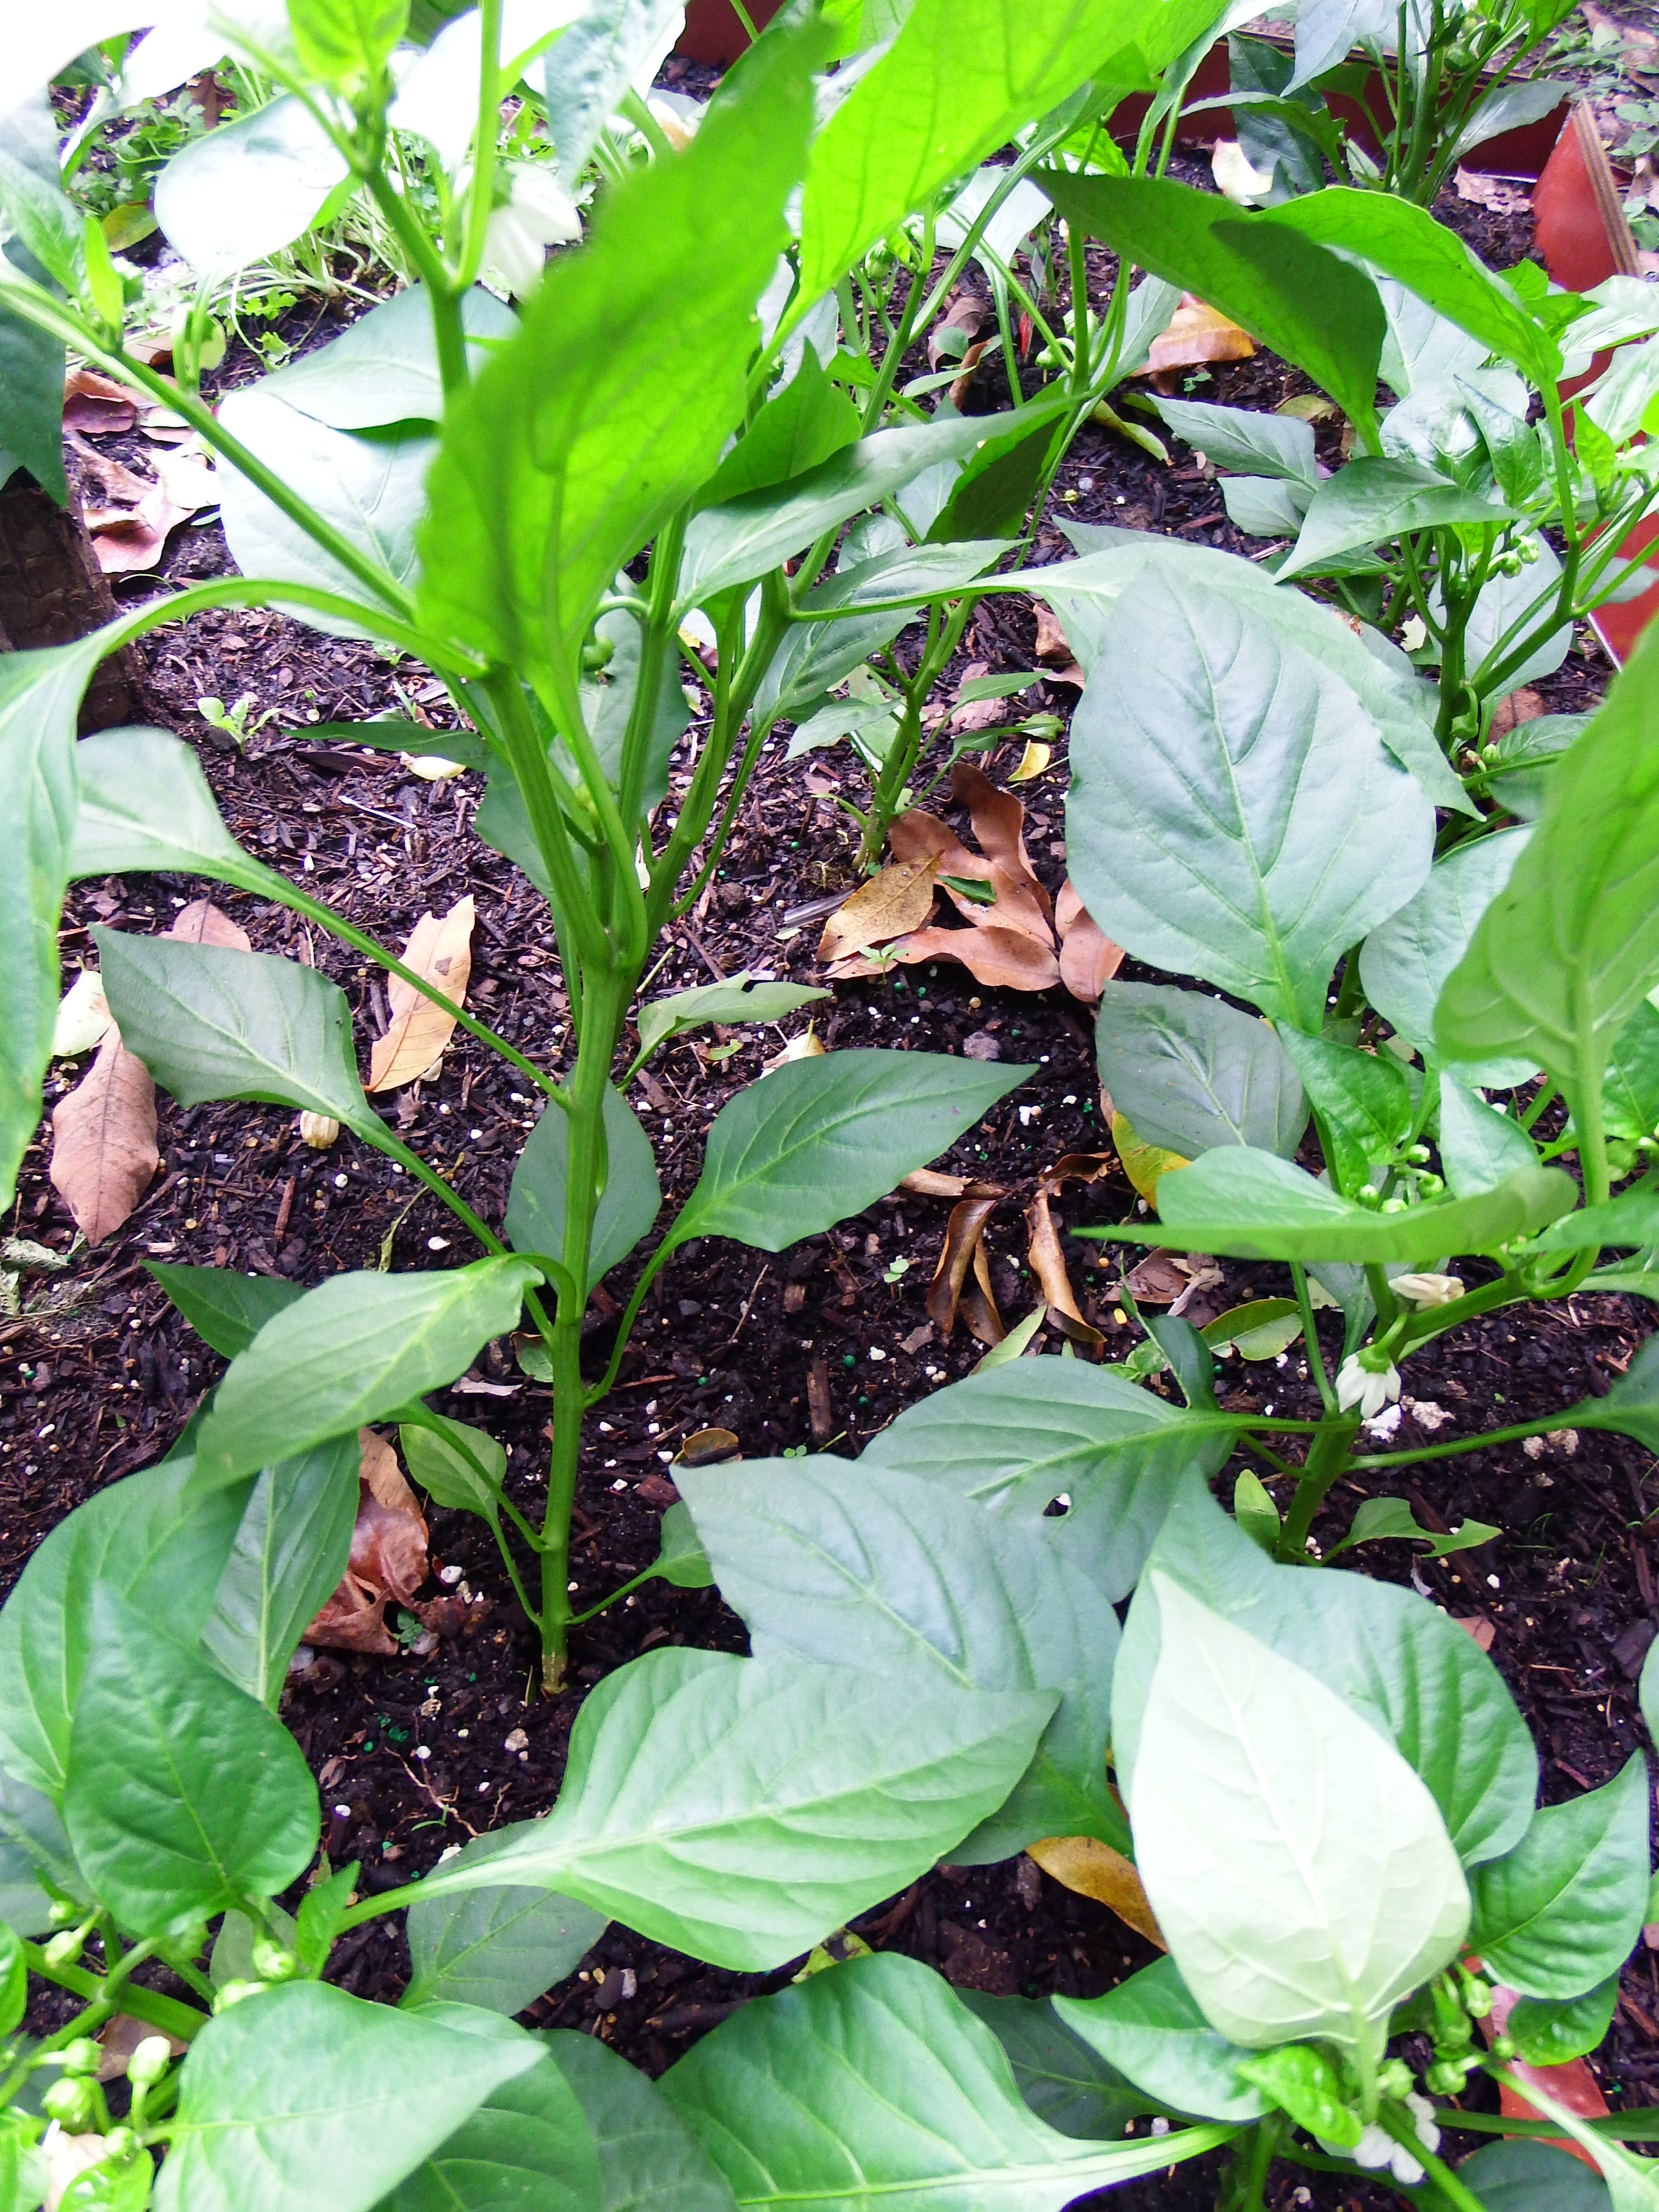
[
  {"x1": 1424, "y1": 2059, "x2": 1467, "y2": 2096},
  {"x1": 1491, "y1": 2034, "x2": 1516, "y2": 2060},
  {"x1": 46, "y1": 1899, "x2": 81, "y2": 1930},
  {"x1": 101, "y1": 2127, "x2": 141, "y2": 2162},
  {"x1": 580, "y1": 634, "x2": 615, "y2": 673}
]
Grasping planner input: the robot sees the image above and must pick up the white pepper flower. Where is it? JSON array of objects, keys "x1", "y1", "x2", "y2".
[
  {"x1": 1391, "y1": 1272, "x2": 1464, "y2": 1309},
  {"x1": 1337, "y1": 1354, "x2": 1401, "y2": 1421},
  {"x1": 481, "y1": 165, "x2": 581, "y2": 296},
  {"x1": 298, "y1": 1112, "x2": 339, "y2": 1150}
]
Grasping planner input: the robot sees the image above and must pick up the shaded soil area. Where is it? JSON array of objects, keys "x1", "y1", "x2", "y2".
[{"x1": 6, "y1": 136, "x2": 1653, "y2": 2212}]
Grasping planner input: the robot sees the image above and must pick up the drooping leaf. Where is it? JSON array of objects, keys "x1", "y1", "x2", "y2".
[
  {"x1": 1123, "y1": 1575, "x2": 1469, "y2": 2063},
  {"x1": 406, "y1": 1648, "x2": 1055, "y2": 1972},
  {"x1": 1506, "y1": 1978, "x2": 1620, "y2": 2068},
  {"x1": 48, "y1": 1028, "x2": 159, "y2": 1242},
  {"x1": 662, "y1": 1950, "x2": 1234, "y2": 2212},
  {"x1": 96, "y1": 933, "x2": 372, "y2": 1127},
  {"x1": 200, "y1": 1436, "x2": 362, "y2": 1707},
  {"x1": 1064, "y1": 567, "x2": 1434, "y2": 1031},
  {"x1": 154, "y1": 1982, "x2": 542, "y2": 2212},
  {"x1": 399, "y1": 1414, "x2": 506, "y2": 1525},
  {"x1": 1328, "y1": 1494, "x2": 1501, "y2": 1560},
  {"x1": 677, "y1": 1458, "x2": 1124, "y2": 1860},
  {"x1": 697, "y1": 349, "x2": 860, "y2": 508},
  {"x1": 1469, "y1": 1755, "x2": 1651, "y2": 1999},
  {"x1": 193, "y1": 1260, "x2": 543, "y2": 1487},
  {"x1": 505, "y1": 1086, "x2": 661, "y2": 1294},
  {"x1": 68, "y1": 726, "x2": 277, "y2": 889},
  {"x1": 64, "y1": 1585, "x2": 320, "y2": 1931},
  {"x1": 1278, "y1": 457, "x2": 1515, "y2": 581},
  {"x1": 1094, "y1": 982, "x2": 1307, "y2": 1159},
  {"x1": 367, "y1": 896, "x2": 475, "y2": 1093},
  {"x1": 305, "y1": 1431, "x2": 429, "y2": 1658},
  {"x1": 403, "y1": 1829, "x2": 606, "y2": 2018},
  {"x1": 1055, "y1": 1957, "x2": 1268, "y2": 2124},
  {"x1": 1150, "y1": 395, "x2": 1317, "y2": 486},
  {"x1": 377, "y1": 2017, "x2": 606, "y2": 2212},
  {"x1": 148, "y1": 1263, "x2": 307, "y2": 1359},
  {"x1": 670, "y1": 1050, "x2": 1026, "y2": 1253}
]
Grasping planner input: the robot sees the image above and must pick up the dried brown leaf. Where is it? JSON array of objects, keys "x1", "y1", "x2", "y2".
[
  {"x1": 1028, "y1": 1836, "x2": 1166, "y2": 1948},
  {"x1": 1055, "y1": 879, "x2": 1125, "y2": 1004},
  {"x1": 1038, "y1": 1151, "x2": 1113, "y2": 1194},
  {"x1": 763, "y1": 1023, "x2": 826, "y2": 1071},
  {"x1": 49, "y1": 1029, "x2": 158, "y2": 1243},
  {"x1": 899, "y1": 1167, "x2": 1007, "y2": 1200},
  {"x1": 928, "y1": 289, "x2": 987, "y2": 371},
  {"x1": 66, "y1": 430, "x2": 152, "y2": 505},
  {"x1": 949, "y1": 337, "x2": 990, "y2": 411},
  {"x1": 677, "y1": 1427, "x2": 741, "y2": 1466},
  {"x1": 1142, "y1": 293, "x2": 1256, "y2": 375},
  {"x1": 84, "y1": 480, "x2": 195, "y2": 576},
  {"x1": 306, "y1": 1431, "x2": 430, "y2": 1656},
  {"x1": 1488, "y1": 686, "x2": 1545, "y2": 739},
  {"x1": 369, "y1": 895, "x2": 475, "y2": 1092},
  {"x1": 951, "y1": 764, "x2": 1050, "y2": 918},
  {"x1": 902, "y1": 922, "x2": 1061, "y2": 991},
  {"x1": 165, "y1": 899, "x2": 251, "y2": 950},
  {"x1": 1033, "y1": 604, "x2": 1072, "y2": 662},
  {"x1": 960, "y1": 1238, "x2": 1005, "y2": 1347},
  {"x1": 927, "y1": 1194, "x2": 1000, "y2": 1338},
  {"x1": 1122, "y1": 1249, "x2": 1193, "y2": 1305},
  {"x1": 818, "y1": 856, "x2": 938, "y2": 962},
  {"x1": 1455, "y1": 167, "x2": 1531, "y2": 214},
  {"x1": 63, "y1": 368, "x2": 136, "y2": 433},
  {"x1": 1025, "y1": 1189, "x2": 1104, "y2": 1351}
]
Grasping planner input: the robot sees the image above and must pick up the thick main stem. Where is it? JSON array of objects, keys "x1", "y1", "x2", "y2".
[{"x1": 1277, "y1": 1408, "x2": 1363, "y2": 1561}]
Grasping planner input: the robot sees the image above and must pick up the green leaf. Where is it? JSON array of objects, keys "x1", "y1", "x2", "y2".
[
  {"x1": 0, "y1": 1921, "x2": 25, "y2": 2037},
  {"x1": 420, "y1": 24, "x2": 823, "y2": 689},
  {"x1": 541, "y1": 0, "x2": 684, "y2": 179},
  {"x1": 1131, "y1": 1144, "x2": 1575, "y2": 1263},
  {"x1": 633, "y1": 974, "x2": 828, "y2": 1069},
  {"x1": 200, "y1": 1437, "x2": 361, "y2": 1707},
  {"x1": 1329, "y1": 1495, "x2": 1501, "y2": 1560},
  {"x1": 259, "y1": 283, "x2": 517, "y2": 431},
  {"x1": 1065, "y1": 566, "x2": 1434, "y2": 1030},
  {"x1": 676, "y1": 1458, "x2": 1125, "y2": 1861},
  {"x1": 287, "y1": 0, "x2": 409, "y2": 88},
  {"x1": 1037, "y1": 172, "x2": 1384, "y2": 439},
  {"x1": 1438, "y1": 1070, "x2": 1540, "y2": 1197},
  {"x1": 0, "y1": 1767, "x2": 78, "y2": 1934},
  {"x1": 0, "y1": 96, "x2": 69, "y2": 500},
  {"x1": 400, "y1": 1414, "x2": 505, "y2": 1524},
  {"x1": 505, "y1": 1086, "x2": 660, "y2": 1294},
  {"x1": 195, "y1": 1259, "x2": 543, "y2": 1486},
  {"x1": 0, "y1": 628, "x2": 121, "y2": 1207},
  {"x1": 1438, "y1": 626, "x2": 1659, "y2": 1115},
  {"x1": 697, "y1": 349, "x2": 860, "y2": 508},
  {"x1": 652, "y1": 1500, "x2": 713, "y2": 1590},
  {"x1": 403, "y1": 1829, "x2": 606, "y2": 2017},
  {"x1": 1149, "y1": 396, "x2": 1317, "y2": 486},
  {"x1": 1603, "y1": 1000, "x2": 1659, "y2": 1143},
  {"x1": 0, "y1": 1454, "x2": 252, "y2": 1802},
  {"x1": 798, "y1": 538, "x2": 1010, "y2": 616},
  {"x1": 1233, "y1": 2045, "x2": 1360, "y2": 2146},
  {"x1": 679, "y1": 411, "x2": 1008, "y2": 604},
  {"x1": 377, "y1": 2022, "x2": 605, "y2": 2212},
  {"x1": 1457, "y1": 2138, "x2": 1613, "y2": 2212},
  {"x1": 0, "y1": 96, "x2": 86, "y2": 300},
  {"x1": 1112, "y1": 1479, "x2": 1538, "y2": 1871},
  {"x1": 68, "y1": 727, "x2": 277, "y2": 890},
  {"x1": 1232, "y1": 1467, "x2": 1282, "y2": 1548},
  {"x1": 1124, "y1": 1575, "x2": 1469, "y2": 2064},
  {"x1": 154, "y1": 93, "x2": 349, "y2": 284},
  {"x1": 954, "y1": 1994, "x2": 1149, "y2": 2140},
  {"x1": 1571, "y1": 1335, "x2": 1659, "y2": 1453},
  {"x1": 1506, "y1": 1977, "x2": 1620, "y2": 2067},
  {"x1": 1262, "y1": 186, "x2": 1559, "y2": 387},
  {"x1": 671, "y1": 1049, "x2": 1027, "y2": 1253},
  {"x1": 65, "y1": 1587, "x2": 318, "y2": 1930},
  {"x1": 662, "y1": 1950, "x2": 1236, "y2": 2210},
  {"x1": 154, "y1": 1982, "x2": 542, "y2": 2212},
  {"x1": 1358, "y1": 825, "x2": 1536, "y2": 1084},
  {"x1": 149, "y1": 1263, "x2": 307, "y2": 1358},
  {"x1": 1279, "y1": 457, "x2": 1515, "y2": 582},
  {"x1": 860, "y1": 1358, "x2": 1237, "y2": 1602},
  {"x1": 1093, "y1": 983, "x2": 1307, "y2": 1160},
  {"x1": 1641, "y1": 1633, "x2": 1659, "y2": 1747},
  {"x1": 1203, "y1": 1300, "x2": 1303, "y2": 1361},
  {"x1": 1276, "y1": 1027, "x2": 1413, "y2": 1196},
  {"x1": 95, "y1": 934, "x2": 371, "y2": 1127},
  {"x1": 296, "y1": 1863, "x2": 357, "y2": 1977},
  {"x1": 1056, "y1": 1956, "x2": 1267, "y2": 2124},
  {"x1": 545, "y1": 2031, "x2": 739, "y2": 2212},
  {"x1": 1219, "y1": 474, "x2": 1310, "y2": 538},
  {"x1": 410, "y1": 1648, "x2": 1055, "y2": 1972},
  {"x1": 1469, "y1": 1755, "x2": 1650, "y2": 1998}
]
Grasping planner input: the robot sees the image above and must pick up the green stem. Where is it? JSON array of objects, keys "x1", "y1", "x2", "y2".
[
  {"x1": 1291, "y1": 1263, "x2": 1336, "y2": 1412},
  {"x1": 454, "y1": 0, "x2": 504, "y2": 289},
  {"x1": 21, "y1": 1944, "x2": 207, "y2": 2044},
  {"x1": 1277, "y1": 1408, "x2": 1363, "y2": 1562},
  {"x1": 1379, "y1": 2108, "x2": 1490, "y2": 2212},
  {"x1": 355, "y1": 1122, "x2": 505, "y2": 1254},
  {"x1": 584, "y1": 1235, "x2": 681, "y2": 1406}
]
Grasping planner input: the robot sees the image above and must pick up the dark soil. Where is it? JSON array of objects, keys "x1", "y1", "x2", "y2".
[{"x1": 6, "y1": 110, "x2": 1652, "y2": 2212}]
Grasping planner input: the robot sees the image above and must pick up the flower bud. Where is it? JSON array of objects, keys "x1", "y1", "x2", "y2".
[
  {"x1": 1378, "y1": 2058, "x2": 1414, "y2": 2100},
  {"x1": 43, "y1": 2075, "x2": 97, "y2": 2127},
  {"x1": 212, "y1": 1978, "x2": 266, "y2": 2012},
  {"x1": 127, "y1": 2036, "x2": 173, "y2": 2090},
  {"x1": 101, "y1": 2127, "x2": 140, "y2": 2162},
  {"x1": 60, "y1": 2038, "x2": 101, "y2": 2077},
  {"x1": 250, "y1": 1938, "x2": 300, "y2": 1983},
  {"x1": 1491, "y1": 2033, "x2": 1515, "y2": 2059},
  {"x1": 298, "y1": 1112, "x2": 339, "y2": 1151},
  {"x1": 42, "y1": 1928, "x2": 84, "y2": 1969},
  {"x1": 47, "y1": 1899, "x2": 80, "y2": 1929}
]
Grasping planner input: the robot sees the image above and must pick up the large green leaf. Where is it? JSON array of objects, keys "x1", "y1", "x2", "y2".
[
  {"x1": 408, "y1": 1648, "x2": 1055, "y2": 1971},
  {"x1": 1358, "y1": 825, "x2": 1536, "y2": 1084},
  {"x1": 155, "y1": 1983, "x2": 542, "y2": 2212},
  {"x1": 1037, "y1": 172, "x2": 1384, "y2": 439},
  {"x1": 697, "y1": 349, "x2": 861, "y2": 509},
  {"x1": 662, "y1": 1951, "x2": 1234, "y2": 2212},
  {"x1": 1125, "y1": 1575, "x2": 1469, "y2": 2064},
  {"x1": 154, "y1": 94, "x2": 350, "y2": 284},
  {"x1": 0, "y1": 1767, "x2": 85, "y2": 1935},
  {"x1": 0, "y1": 96, "x2": 69, "y2": 500},
  {"x1": 1278, "y1": 457, "x2": 1515, "y2": 581},
  {"x1": 200, "y1": 1437, "x2": 362, "y2": 1707},
  {"x1": 1535, "y1": 1175, "x2": 1659, "y2": 1254},
  {"x1": 1438, "y1": 1069, "x2": 1540, "y2": 1197},
  {"x1": 149, "y1": 1262, "x2": 307, "y2": 1359},
  {"x1": 505, "y1": 1085, "x2": 660, "y2": 1294},
  {"x1": 1094, "y1": 982, "x2": 1307, "y2": 1159},
  {"x1": 545, "y1": 2032, "x2": 740, "y2": 2212},
  {"x1": 1065, "y1": 566, "x2": 1434, "y2": 1030},
  {"x1": 1275, "y1": 1027, "x2": 1413, "y2": 1197},
  {"x1": 194, "y1": 1259, "x2": 542, "y2": 1485},
  {"x1": 288, "y1": 0, "x2": 410, "y2": 89},
  {"x1": 1469, "y1": 1755, "x2": 1650, "y2": 1999},
  {"x1": 377, "y1": 2025, "x2": 604, "y2": 2212},
  {"x1": 403, "y1": 1828, "x2": 606, "y2": 2016},
  {"x1": 1131, "y1": 1145, "x2": 1575, "y2": 1262},
  {"x1": 860, "y1": 1358, "x2": 1236, "y2": 1602},
  {"x1": 797, "y1": 0, "x2": 1221, "y2": 304},
  {"x1": 1054, "y1": 1957, "x2": 1267, "y2": 2125},
  {"x1": 0, "y1": 628, "x2": 121, "y2": 1207},
  {"x1": 418, "y1": 24, "x2": 822, "y2": 691},
  {"x1": 259, "y1": 284, "x2": 517, "y2": 432},
  {"x1": 955, "y1": 1994, "x2": 1149, "y2": 2140},
  {"x1": 0, "y1": 1453, "x2": 252, "y2": 1801},
  {"x1": 1150, "y1": 396, "x2": 1317, "y2": 487},
  {"x1": 1112, "y1": 1479, "x2": 1539, "y2": 1871},
  {"x1": 1437, "y1": 624, "x2": 1659, "y2": 1112},
  {"x1": 1261, "y1": 186, "x2": 1559, "y2": 387},
  {"x1": 69, "y1": 727, "x2": 277, "y2": 889},
  {"x1": 95, "y1": 933, "x2": 372, "y2": 1126},
  {"x1": 1457, "y1": 2139, "x2": 1612, "y2": 2212},
  {"x1": 671, "y1": 1049, "x2": 1026, "y2": 1253},
  {"x1": 64, "y1": 1586, "x2": 319, "y2": 1932},
  {"x1": 677, "y1": 1458, "x2": 1124, "y2": 1860}
]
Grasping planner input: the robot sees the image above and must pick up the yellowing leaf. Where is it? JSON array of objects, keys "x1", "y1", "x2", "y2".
[
  {"x1": 1143, "y1": 294, "x2": 1256, "y2": 375},
  {"x1": 48, "y1": 1029, "x2": 159, "y2": 1243},
  {"x1": 399, "y1": 752, "x2": 468, "y2": 781},
  {"x1": 368, "y1": 896, "x2": 475, "y2": 1092},
  {"x1": 1009, "y1": 740, "x2": 1052, "y2": 782},
  {"x1": 1028, "y1": 1835, "x2": 1166, "y2": 1948},
  {"x1": 763, "y1": 1023, "x2": 827, "y2": 1072},
  {"x1": 53, "y1": 970, "x2": 115, "y2": 1058},
  {"x1": 1110, "y1": 1108, "x2": 1188, "y2": 1207},
  {"x1": 818, "y1": 856, "x2": 939, "y2": 963}
]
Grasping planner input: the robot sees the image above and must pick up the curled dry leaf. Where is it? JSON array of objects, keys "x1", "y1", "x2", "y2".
[
  {"x1": 67, "y1": 430, "x2": 152, "y2": 505},
  {"x1": 676, "y1": 1427, "x2": 742, "y2": 1467},
  {"x1": 828, "y1": 924, "x2": 1061, "y2": 991},
  {"x1": 817, "y1": 855, "x2": 939, "y2": 962},
  {"x1": 763, "y1": 1023, "x2": 826, "y2": 1071},
  {"x1": 926, "y1": 1195, "x2": 1005, "y2": 1346},
  {"x1": 1142, "y1": 293, "x2": 1256, "y2": 378},
  {"x1": 400, "y1": 751, "x2": 468, "y2": 781},
  {"x1": 368, "y1": 894, "x2": 475, "y2": 1092},
  {"x1": 63, "y1": 367, "x2": 137, "y2": 433},
  {"x1": 49, "y1": 1028, "x2": 159, "y2": 1244},
  {"x1": 1024, "y1": 1188, "x2": 1104, "y2": 1352},
  {"x1": 84, "y1": 481, "x2": 201, "y2": 577},
  {"x1": 1038, "y1": 1151, "x2": 1113, "y2": 1194},
  {"x1": 953, "y1": 764, "x2": 1049, "y2": 918},
  {"x1": 1055, "y1": 878, "x2": 1125, "y2": 1005},
  {"x1": 1110, "y1": 1106, "x2": 1186, "y2": 1207},
  {"x1": 1027, "y1": 1836, "x2": 1166, "y2": 1948},
  {"x1": 165, "y1": 898, "x2": 252, "y2": 950},
  {"x1": 949, "y1": 337, "x2": 990, "y2": 412},
  {"x1": 52, "y1": 969, "x2": 115, "y2": 1058},
  {"x1": 927, "y1": 288, "x2": 987, "y2": 371},
  {"x1": 899, "y1": 1167, "x2": 1007, "y2": 1200},
  {"x1": 1009, "y1": 740, "x2": 1052, "y2": 782},
  {"x1": 1033, "y1": 604, "x2": 1072, "y2": 663},
  {"x1": 306, "y1": 1429, "x2": 430, "y2": 1656},
  {"x1": 153, "y1": 445, "x2": 218, "y2": 512}
]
